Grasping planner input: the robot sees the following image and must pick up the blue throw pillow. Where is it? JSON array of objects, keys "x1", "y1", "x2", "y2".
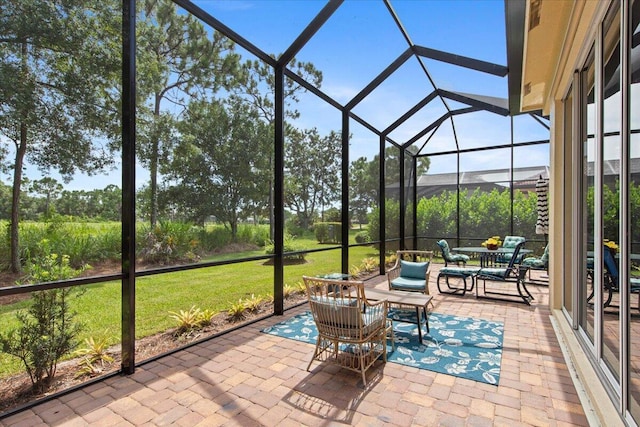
[{"x1": 400, "y1": 260, "x2": 428, "y2": 279}]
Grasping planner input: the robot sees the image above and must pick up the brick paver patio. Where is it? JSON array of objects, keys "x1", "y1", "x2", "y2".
[{"x1": 0, "y1": 265, "x2": 590, "y2": 426}]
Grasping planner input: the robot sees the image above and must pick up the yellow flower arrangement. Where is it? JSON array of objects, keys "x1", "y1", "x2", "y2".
[
  {"x1": 482, "y1": 236, "x2": 502, "y2": 250},
  {"x1": 604, "y1": 240, "x2": 619, "y2": 253}
]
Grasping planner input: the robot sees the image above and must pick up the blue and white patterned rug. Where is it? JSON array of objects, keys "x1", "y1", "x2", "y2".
[{"x1": 262, "y1": 310, "x2": 503, "y2": 385}]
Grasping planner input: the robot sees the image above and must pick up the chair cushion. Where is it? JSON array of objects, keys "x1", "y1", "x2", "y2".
[
  {"x1": 437, "y1": 239, "x2": 450, "y2": 253},
  {"x1": 522, "y1": 257, "x2": 546, "y2": 268},
  {"x1": 477, "y1": 268, "x2": 508, "y2": 278},
  {"x1": 631, "y1": 278, "x2": 640, "y2": 292},
  {"x1": 390, "y1": 276, "x2": 426, "y2": 291},
  {"x1": 311, "y1": 297, "x2": 361, "y2": 329},
  {"x1": 522, "y1": 244, "x2": 549, "y2": 268},
  {"x1": 540, "y1": 244, "x2": 549, "y2": 263},
  {"x1": 438, "y1": 239, "x2": 470, "y2": 264},
  {"x1": 502, "y1": 236, "x2": 525, "y2": 249},
  {"x1": 449, "y1": 253, "x2": 470, "y2": 263},
  {"x1": 440, "y1": 266, "x2": 480, "y2": 277},
  {"x1": 311, "y1": 295, "x2": 358, "y2": 306},
  {"x1": 400, "y1": 260, "x2": 429, "y2": 279}
]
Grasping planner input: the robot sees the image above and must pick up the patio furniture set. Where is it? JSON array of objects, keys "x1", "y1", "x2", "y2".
[
  {"x1": 302, "y1": 250, "x2": 434, "y2": 385},
  {"x1": 301, "y1": 240, "x2": 548, "y2": 384},
  {"x1": 435, "y1": 237, "x2": 547, "y2": 305}
]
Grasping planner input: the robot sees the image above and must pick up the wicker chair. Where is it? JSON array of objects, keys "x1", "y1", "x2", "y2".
[
  {"x1": 386, "y1": 250, "x2": 433, "y2": 295},
  {"x1": 303, "y1": 276, "x2": 391, "y2": 385}
]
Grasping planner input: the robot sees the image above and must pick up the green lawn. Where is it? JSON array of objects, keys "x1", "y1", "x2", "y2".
[{"x1": 0, "y1": 236, "x2": 380, "y2": 378}]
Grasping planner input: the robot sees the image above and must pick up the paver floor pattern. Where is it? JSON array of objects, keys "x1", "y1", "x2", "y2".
[{"x1": 0, "y1": 266, "x2": 588, "y2": 426}]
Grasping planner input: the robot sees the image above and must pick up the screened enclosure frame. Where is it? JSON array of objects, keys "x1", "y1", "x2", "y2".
[{"x1": 0, "y1": 0, "x2": 550, "y2": 393}]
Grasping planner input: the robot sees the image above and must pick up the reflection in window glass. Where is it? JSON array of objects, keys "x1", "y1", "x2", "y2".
[
  {"x1": 628, "y1": 0, "x2": 640, "y2": 421},
  {"x1": 601, "y1": 3, "x2": 621, "y2": 380},
  {"x1": 581, "y1": 46, "x2": 596, "y2": 344}
]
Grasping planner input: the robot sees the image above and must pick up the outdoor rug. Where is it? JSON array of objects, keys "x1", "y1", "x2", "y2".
[{"x1": 262, "y1": 310, "x2": 504, "y2": 385}]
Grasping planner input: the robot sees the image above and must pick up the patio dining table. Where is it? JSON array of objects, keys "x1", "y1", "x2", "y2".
[{"x1": 452, "y1": 246, "x2": 533, "y2": 268}]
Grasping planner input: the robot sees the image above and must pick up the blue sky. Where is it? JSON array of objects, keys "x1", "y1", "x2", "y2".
[
  {"x1": 198, "y1": 0, "x2": 549, "y2": 173},
  {"x1": 13, "y1": 0, "x2": 550, "y2": 191}
]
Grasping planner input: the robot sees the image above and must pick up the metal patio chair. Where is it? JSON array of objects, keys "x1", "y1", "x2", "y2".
[
  {"x1": 436, "y1": 239, "x2": 480, "y2": 296},
  {"x1": 476, "y1": 241, "x2": 533, "y2": 304}
]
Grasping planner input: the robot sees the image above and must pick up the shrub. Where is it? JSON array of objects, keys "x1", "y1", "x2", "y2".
[
  {"x1": 15, "y1": 221, "x2": 121, "y2": 269},
  {"x1": 349, "y1": 265, "x2": 363, "y2": 277},
  {"x1": 198, "y1": 226, "x2": 232, "y2": 252},
  {"x1": 0, "y1": 288, "x2": 83, "y2": 392},
  {"x1": 355, "y1": 231, "x2": 370, "y2": 244},
  {"x1": 367, "y1": 199, "x2": 400, "y2": 251},
  {"x1": 385, "y1": 253, "x2": 397, "y2": 267},
  {"x1": 360, "y1": 257, "x2": 379, "y2": 272},
  {"x1": 284, "y1": 216, "x2": 307, "y2": 237},
  {"x1": 293, "y1": 280, "x2": 306, "y2": 294},
  {"x1": 314, "y1": 222, "x2": 341, "y2": 244},
  {"x1": 264, "y1": 234, "x2": 307, "y2": 263},
  {"x1": 349, "y1": 257, "x2": 379, "y2": 278},
  {"x1": 236, "y1": 224, "x2": 270, "y2": 247},
  {"x1": 250, "y1": 225, "x2": 270, "y2": 247},
  {"x1": 199, "y1": 309, "x2": 216, "y2": 325},
  {"x1": 20, "y1": 252, "x2": 90, "y2": 285},
  {"x1": 323, "y1": 208, "x2": 342, "y2": 223},
  {"x1": 1, "y1": 243, "x2": 88, "y2": 391},
  {"x1": 138, "y1": 221, "x2": 200, "y2": 264}
]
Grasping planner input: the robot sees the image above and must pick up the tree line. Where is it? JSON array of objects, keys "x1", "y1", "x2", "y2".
[
  {"x1": 0, "y1": 0, "x2": 339, "y2": 272},
  {"x1": 0, "y1": 179, "x2": 121, "y2": 222}
]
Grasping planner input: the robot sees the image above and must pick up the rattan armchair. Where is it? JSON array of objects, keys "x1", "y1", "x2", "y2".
[{"x1": 303, "y1": 276, "x2": 391, "y2": 385}]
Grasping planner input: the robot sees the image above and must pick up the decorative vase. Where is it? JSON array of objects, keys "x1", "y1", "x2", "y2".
[{"x1": 487, "y1": 243, "x2": 498, "y2": 250}]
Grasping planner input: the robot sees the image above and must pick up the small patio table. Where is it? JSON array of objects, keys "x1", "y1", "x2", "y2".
[
  {"x1": 452, "y1": 246, "x2": 532, "y2": 268},
  {"x1": 364, "y1": 288, "x2": 432, "y2": 344}
]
